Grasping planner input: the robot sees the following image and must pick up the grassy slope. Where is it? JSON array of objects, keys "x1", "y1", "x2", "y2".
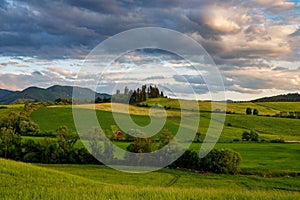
[
  {"x1": 0, "y1": 104, "x2": 24, "y2": 118},
  {"x1": 191, "y1": 143, "x2": 300, "y2": 174},
  {"x1": 0, "y1": 158, "x2": 299, "y2": 199},
  {"x1": 30, "y1": 106, "x2": 300, "y2": 141},
  {"x1": 29, "y1": 106, "x2": 300, "y2": 174},
  {"x1": 145, "y1": 98, "x2": 300, "y2": 115},
  {"x1": 1, "y1": 102, "x2": 300, "y2": 199}
]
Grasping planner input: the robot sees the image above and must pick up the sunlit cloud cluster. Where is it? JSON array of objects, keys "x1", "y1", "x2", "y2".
[{"x1": 0, "y1": 0, "x2": 299, "y2": 100}]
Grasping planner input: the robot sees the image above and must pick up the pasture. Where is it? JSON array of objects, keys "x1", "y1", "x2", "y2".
[
  {"x1": 1, "y1": 158, "x2": 299, "y2": 199},
  {"x1": 145, "y1": 98, "x2": 300, "y2": 115},
  {"x1": 0, "y1": 104, "x2": 24, "y2": 118},
  {"x1": 30, "y1": 105, "x2": 300, "y2": 142},
  {"x1": 1, "y1": 101, "x2": 300, "y2": 199},
  {"x1": 26, "y1": 105, "x2": 300, "y2": 175}
]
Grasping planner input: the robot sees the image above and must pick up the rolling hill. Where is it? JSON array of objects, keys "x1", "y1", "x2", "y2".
[
  {"x1": 1, "y1": 158, "x2": 299, "y2": 199},
  {"x1": 1, "y1": 84, "x2": 299, "y2": 104},
  {"x1": 252, "y1": 93, "x2": 300, "y2": 102},
  {"x1": 0, "y1": 85, "x2": 111, "y2": 104},
  {"x1": 0, "y1": 88, "x2": 14, "y2": 99}
]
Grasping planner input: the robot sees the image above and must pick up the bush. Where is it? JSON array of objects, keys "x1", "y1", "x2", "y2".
[
  {"x1": 169, "y1": 150, "x2": 200, "y2": 170},
  {"x1": 246, "y1": 108, "x2": 252, "y2": 115},
  {"x1": 253, "y1": 109, "x2": 259, "y2": 115},
  {"x1": 200, "y1": 149, "x2": 241, "y2": 174},
  {"x1": 242, "y1": 130, "x2": 258, "y2": 141},
  {"x1": 270, "y1": 139, "x2": 285, "y2": 143},
  {"x1": 170, "y1": 148, "x2": 242, "y2": 174},
  {"x1": 233, "y1": 138, "x2": 240, "y2": 142}
]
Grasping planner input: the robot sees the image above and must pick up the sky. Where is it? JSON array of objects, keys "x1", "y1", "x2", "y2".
[{"x1": 0, "y1": 0, "x2": 300, "y2": 100}]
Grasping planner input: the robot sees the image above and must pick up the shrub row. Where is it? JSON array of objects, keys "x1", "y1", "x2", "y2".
[{"x1": 169, "y1": 149, "x2": 241, "y2": 174}]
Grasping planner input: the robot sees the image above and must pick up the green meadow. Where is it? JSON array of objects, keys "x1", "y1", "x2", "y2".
[
  {"x1": 1, "y1": 100, "x2": 300, "y2": 199},
  {"x1": 27, "y1": 102, "x2": 300, "y2": 175},
  {"x1": 1, "y1": 158, "x2": 299, "y2": 200},
  {"x1": 145, "y1": 98, "x2": 300, "y2": 115},
  {"x1": 0, "y1": 104, "x2": 24, "y2": 118},
  {"x1": 30, "y1": 105, "x2": 300, "y2": 142}
]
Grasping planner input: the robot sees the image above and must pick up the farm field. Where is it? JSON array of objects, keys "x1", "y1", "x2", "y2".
[
  {"x1": 1, "y1": 101, "x2": 300, "y2": 199},
  {"x1": 30, "y1": 105, "x2": 300, "y2": 142},
  {"x1": 145, "y1": 98, "x2": 300, "y2": 115},
  {"x1": 83, "y1": 141, "x2": 299, "y2": 175},
  {"x1": 26, "y1": 104, "x2": 300, "y2": 175},
  {"x1": 57, "y1": 99, "x2": 300, "y2": 116},
  {"x1": 1, "y1": 158, "x2": 300, "y2": 200},
  {"x1": 0, "y1": 104, "x2": 24, "y2": 118}
]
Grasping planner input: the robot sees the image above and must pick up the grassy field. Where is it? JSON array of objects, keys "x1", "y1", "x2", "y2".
[
  {"x1": 144, "y1": 98, "x2": 300, "y2": 115},
  {"x1": 27, "y1": 106, "x2": 300, "y2": 175},
  {"x1": 79, "y1": 141, "x2": 299, "y2": 175},
  {"x1": 0, "y1": 104, "x2": 24, "y2": 118},
  {"x1": 58, "y1": 100, "x2": 300, "y2": 116},
  {"x1": 1, "y1": 101, "x2": 300, "y2": 199},
  {"x1": 30, "y1": 106, "x2": 300, "y2": 142},
  {"x1": 1, "y1": 158, "x2": 299, "y2": 199},
  {"x1": 195, "y1": 143, "x2": 300, "y2": 175}
]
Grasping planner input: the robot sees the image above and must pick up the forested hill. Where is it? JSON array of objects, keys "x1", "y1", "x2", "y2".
[
  {"x1": 0, "y1": 85, "x2": 111, "y2": 104},
  {"x1": 251, "y1": 93, "x2": 300, "y2": 102}
]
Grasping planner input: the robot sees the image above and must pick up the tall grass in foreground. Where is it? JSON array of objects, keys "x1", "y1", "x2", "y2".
[
  {"x1": 1, "y1": 159, "x2": 299, "y2": 200},
  {"x1": 6, "y1": 187, "x2": 300, "y2": 200}
]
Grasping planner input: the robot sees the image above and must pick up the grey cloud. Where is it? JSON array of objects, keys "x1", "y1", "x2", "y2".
[
  {"x1": 31, "y1": 71, "x2": 43, "y2": 76},
  {"x1": 0, "y1": 0, "x2": 300, "y2": 97},
  {"x1": 223, "y1": 67, "x2": 300, "y2": 93},
  {"x1": 66, "y1": 0, "x2": 126, "y2": 14},
  {"x1": 1, "y1": 0, "x2": 299, "y2": 62},
  {"x1": 0, "y1": 73, "x2": 52, "y2": 90},
  {"x1": 161, "y1": 82, "x2": 209, "y2": 97},
  {"x1": 173, "y1": 75, "x2": 205, "y2": 84},
  {"x1": 142, "y1": 76, "x2": 165, "y2": 81},
  {"x1": 251, "y1": 0, "x2": 297, "y2": 14},
  {"x1": 272, "y1": 66, "x2": 287, "y2": 71}
]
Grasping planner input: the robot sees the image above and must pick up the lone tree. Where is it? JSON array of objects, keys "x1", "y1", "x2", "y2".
[
  {"x1": 0, "y1": 112, "x2": 40, "y2": 136},
  {"x1": 253, "y1": 109, "x2": 259, "y2": 115},
  {"x1": 242, "y1": 130, "x2": 258, "y2": 141},
  {"x1": 0, "y1": 127, "x2": 22, "y2": 159},
  {"x1": 125, "y1": 130, "x2": 155, "y2": 165},
  {"x1": 85, "y1": 128, "x2": 102, "y2": 158},
  {"x1": 246, "y1": 108, "x2": 252, "y2": 115},
  {"x1": 127, "y1": 133, "x2": 154, "y2": 153}
]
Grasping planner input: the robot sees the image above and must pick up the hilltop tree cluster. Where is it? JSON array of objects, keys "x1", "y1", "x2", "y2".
[{"x1": 112, "y1": 85, "x2": 165, "y2": 104}]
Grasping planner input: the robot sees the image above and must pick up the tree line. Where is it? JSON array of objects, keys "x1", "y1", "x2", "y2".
[
  {"x1": 0, "y1": 103, "x2": 241, "y2": 174},
  {"x1": 112, "y1": 85, "x2": 165, "y2": 104},
  {"x1": 0, "y1": 113, "x2": 241, "y2": 174}
]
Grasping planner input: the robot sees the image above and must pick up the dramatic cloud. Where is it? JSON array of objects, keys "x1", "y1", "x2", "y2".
[
  {"x1": 0, "y1": 0, "x2": 299, "y2": 100},
  {"x1": 252, "y1": 0, "x2": 296, "y2": 13}
]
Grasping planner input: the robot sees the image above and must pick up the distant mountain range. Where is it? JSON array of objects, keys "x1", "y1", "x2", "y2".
[
  {"x1": 0, "y1": 85, "x2": 111, "y2": 104},
  {"x1": 0, "y1": 85, "x2": 299, "y2": 104},
  {"x1": 251, "y1": 93, "x2": 300, "y2": 102}
]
